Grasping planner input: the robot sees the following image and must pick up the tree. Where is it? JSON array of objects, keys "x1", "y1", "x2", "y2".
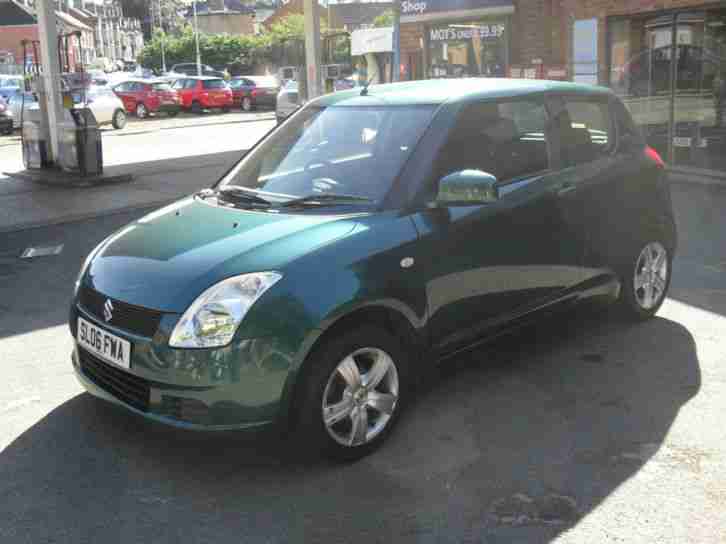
[{"x1": 373, "y1": 9, "x2": 394, "y2": 28}]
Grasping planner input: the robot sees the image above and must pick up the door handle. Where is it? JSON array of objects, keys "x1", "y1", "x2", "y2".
[{"x1": 557, "y1": 182, "x2": 577, "y2": 197}]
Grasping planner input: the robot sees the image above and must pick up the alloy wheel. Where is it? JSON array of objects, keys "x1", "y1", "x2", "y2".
[
  {"x1": 112, "y1": 109, "x2": 126, "y2": 129},
  {"x1": 633, "y1": 241, "x2": 668, "y2": 310},
  {"x1": 321, "y1": 347, "x2": 399, "y2": 447},
  {"x1": 242, "y1": 97, "x2": 252, "y2": 111},
  {"x1": 136, "y1": 103, "x2": 147, "y2": 118}
]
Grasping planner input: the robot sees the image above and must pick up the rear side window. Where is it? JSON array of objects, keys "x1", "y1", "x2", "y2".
[
  {"x1": 553, "y1": 99, "x2": 614, "y2": 167},
  {"x1": 185, "y1": 79, "x2": 198, "y2": 89},
  {"x1": 152, "y1": 83, "x2": 172, "y2": 91},
  {"x1": 202, "y1": 79, "x2": 226, "y2": 89},
  {"x1": 436, "y1": 100, "x2": 550, "y2": 183}
]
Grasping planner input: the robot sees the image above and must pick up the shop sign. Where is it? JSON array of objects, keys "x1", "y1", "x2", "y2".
[
  {"x1": 402, "y1": 0, "x2": 513, "y2": 20},
  {"x1": 429, "y1": 23, "x2": 505, "y2": 42}
]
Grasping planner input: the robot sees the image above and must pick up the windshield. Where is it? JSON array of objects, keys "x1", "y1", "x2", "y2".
[
  {"x1": 1, "y1": 77, "x2": 21, "y2": 88},
  {"x1": 219, "y1": 105, "x2": 435, "y2": 204}
]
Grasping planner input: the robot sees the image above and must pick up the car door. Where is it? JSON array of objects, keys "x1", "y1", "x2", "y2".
[
  {"x1": 411, "y1": 98, "x2": 586, "y2": 354},
  {"x1": 113, "y1": 82, "x2": 134, "y2": 112},
  {"x1": 544, "y1": 95, "x2": 632, "y2": 285}
]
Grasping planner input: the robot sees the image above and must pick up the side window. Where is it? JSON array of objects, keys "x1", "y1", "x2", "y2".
[
  {"x1": 436, "y1": 100, "x2": 549, "y2": 183},
  {"x1": 187, "y1": 80, "x2": 198, "y2": 90},
  {"x1": 554, "y1": 99, "x2": 614, "y2": 167},
  {"x1": 115, "y1": 82, "x2": 128, "y2": 92}
]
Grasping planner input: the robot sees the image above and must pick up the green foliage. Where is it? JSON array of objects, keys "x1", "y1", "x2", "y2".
[
  {"x1": 373, "y1": 9, "x2": 394, "y2": 28},
  {"x1": 136, "y1": 14, "x2": 336, "y2": 72}
]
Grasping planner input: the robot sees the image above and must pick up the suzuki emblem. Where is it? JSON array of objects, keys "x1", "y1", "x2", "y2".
[{"x1": 103, "y1": 299, "x2": 114, "y2": 322}]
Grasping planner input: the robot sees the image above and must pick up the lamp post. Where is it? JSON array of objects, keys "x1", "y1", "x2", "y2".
[
  {"x1": 193, "y1": 0, "x2": 202, "y2": 76},
  {"x1": 392, "y1": 0, "x2": 401, "y2": 82}
]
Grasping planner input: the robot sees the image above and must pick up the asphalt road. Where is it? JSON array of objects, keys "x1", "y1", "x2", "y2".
[
  {"x1": 0, "y1": 110, "x2": 275, "y2": 179},
  {"x1": 0, "y1": 182, "x2": 725, "y2": 543}
]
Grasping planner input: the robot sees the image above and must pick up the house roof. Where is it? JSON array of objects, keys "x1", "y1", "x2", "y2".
[
  {"x1": 184, "y1": 0, "x2": 254, "y2": 16},
  {"x1": 0, "y1": 0, "x2": 36, "y2": 26}
]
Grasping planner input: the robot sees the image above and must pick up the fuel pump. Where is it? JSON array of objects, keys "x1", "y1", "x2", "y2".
[
  {"x1": 55, "y1": 30, "x2": 103, "y2": 177},
  {"x1": 20, "y1": 39, "x2": 51, "y2": 169}
]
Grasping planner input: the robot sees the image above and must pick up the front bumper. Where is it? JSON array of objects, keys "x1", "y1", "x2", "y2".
[{"x1": 70, "y1": 301, "x2": 300, "y2": 431}]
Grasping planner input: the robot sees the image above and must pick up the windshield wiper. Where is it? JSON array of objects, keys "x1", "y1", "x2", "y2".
[
  {"x1": 281, "y1": 193, "x2": 373, "y2": 208},
  {"x1": 216, "y1": 186, "x2": 271, "y2": 207}
]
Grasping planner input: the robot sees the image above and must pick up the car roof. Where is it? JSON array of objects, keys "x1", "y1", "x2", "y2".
[
  {"x1": 313, "y1": 78, "x2": 614, "y2": 107},
  {"x1": 180, "y1": 75, "x2": 223, "y2": 80}
]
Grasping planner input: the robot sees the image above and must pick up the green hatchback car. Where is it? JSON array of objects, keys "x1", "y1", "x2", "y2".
[{"x1": 71, "y1": 79, "x2": 676, "y2": 459}]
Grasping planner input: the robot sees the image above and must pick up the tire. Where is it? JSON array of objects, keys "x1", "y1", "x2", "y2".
[
  {"x1": 111, "y1": 109, "x2": 127, "y2": 130},
  {"x1": 135, "y1": 102, "x2": 148, "y2": 119},
  {"x1": 191, "y1": 100, "x2": 202, "y2": 114},
  {"x1": 617, "y1": 239, "x2": 671, "y2": 320},
  {"x1": 276, "y1": 115, "x2": 284, "y2": 125},
  {"x1": 294, "y1": 325, "x2": 409, "y2": 461},
  {"x1": 242, "y1": 97, "x2": 253, "y2": 112},
  {"x1": 167, "y1": 110, "x2": 179, "y2": 118},
  {"x1": 221, "y1": 106, "x2": 230, "y2": 113}
]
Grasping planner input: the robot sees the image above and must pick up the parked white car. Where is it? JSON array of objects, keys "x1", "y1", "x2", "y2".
[
  {"x1": 7, "y1": 86, "x2": 127, "y2": 129},
  {"x1": 275, "y1": 80, "x2": 301, "y2": 124}
]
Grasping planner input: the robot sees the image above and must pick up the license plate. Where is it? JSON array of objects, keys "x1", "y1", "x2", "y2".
[{"x1": 77, "y1": 316, "x2": 131, "y2": 369}]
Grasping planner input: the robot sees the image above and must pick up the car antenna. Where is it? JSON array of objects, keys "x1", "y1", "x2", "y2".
[{"x1": 359, "y1": 77, "x2": 374, "y2": 96}]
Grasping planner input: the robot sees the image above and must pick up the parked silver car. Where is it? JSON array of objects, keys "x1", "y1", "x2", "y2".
[
  {"x1": 7, "y1": 86, "x2": 127, "y2": 130},
  {"x1": 275, "y1": 80, "x2": 301, "y2": 124}
]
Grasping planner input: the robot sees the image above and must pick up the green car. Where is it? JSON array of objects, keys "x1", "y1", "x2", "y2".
[{"x1": 70, "y1": 79, "x2": 676, "y2": 459}]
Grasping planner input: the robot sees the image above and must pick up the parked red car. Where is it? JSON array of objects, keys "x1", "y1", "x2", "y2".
[
  {"x1": 229, "y1": 76, "x2": 280, "y2": 111},
  {"x1": 112, "y1": 79, "x2": 181, "y2": 118},
  {"x1": 171, "y1": 77, "x2": 233, "y2": 114}
]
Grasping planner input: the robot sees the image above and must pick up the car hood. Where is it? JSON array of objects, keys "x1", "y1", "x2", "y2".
[{"x1": 85, "y1": 197, "x2": 359, "y2": 312}]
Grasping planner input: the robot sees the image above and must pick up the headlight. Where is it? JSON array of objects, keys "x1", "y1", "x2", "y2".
[{"x1": 169, "y1": 272, "x2": 282, "y2": 348}]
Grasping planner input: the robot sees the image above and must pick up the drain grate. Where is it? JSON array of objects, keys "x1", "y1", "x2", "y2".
[{"x1": 20, "y1": 244, "x2": 64, "y2": 258}]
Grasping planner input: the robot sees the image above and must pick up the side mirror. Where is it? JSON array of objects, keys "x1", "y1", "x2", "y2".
[{"x1": 435, "y1": 170, "x2": 499, "y2": 206}]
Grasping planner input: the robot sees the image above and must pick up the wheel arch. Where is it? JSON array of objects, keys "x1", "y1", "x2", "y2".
[{"x1": 278, "y1": 301, "x2": 426, "y2": 431}]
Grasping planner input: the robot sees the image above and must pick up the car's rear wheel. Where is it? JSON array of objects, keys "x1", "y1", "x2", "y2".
[
  {"x1": 111, "y1": 109, "x2": 127, "y2": 129},
  {"x1": 295, "y1": 326, "x2": 408, "y2": 461},
  {"x1": 135, "y1": 102, "x2": 148, "y2": 119},
  {"x1": 618, "y1": 240, "x2": 671, "y2": 320},
  {"x1": 242, "y1": 97, "x2": 253, "y2": 111},
  {"x1": 191, "y1": 100, "x2": 202, "y2": 114}
]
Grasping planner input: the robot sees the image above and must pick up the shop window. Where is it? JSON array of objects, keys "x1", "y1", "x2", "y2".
[
  {"x1": 428, "y1": 20, "x2": 508, "y2": 78},
  {"x1": 436, "y1": 100, "x2": 549, "y2": 183}
]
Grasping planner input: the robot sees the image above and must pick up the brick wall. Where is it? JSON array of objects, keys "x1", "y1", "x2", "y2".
[
  {"x1": 561, "y1": 0, "x2": 725, "y2": 84},
  {"x1": 0, "y1": 26, "x2": 39, "y2": 68}
]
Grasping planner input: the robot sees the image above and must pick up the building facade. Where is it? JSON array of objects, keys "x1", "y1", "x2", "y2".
[
  {"x1": 399, "y1": 0, "x2": 568, "y2": 82},
  {"x1": 0, "y1": 0, "x2": 144, "y2": 73},
  {"x1": 562, "y1": 0, "x2": 726, "y2": 178}
]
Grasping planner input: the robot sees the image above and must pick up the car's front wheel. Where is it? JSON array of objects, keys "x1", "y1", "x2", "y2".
[
  {"x1": 296, "y1": 326, "x2": 408, "y2": 461},
  {"x1": 111, "y1": 109, "x2": 127, "y2": 129},
  {"x1": 242, "y1": 97, "x2": 253, "y2": 111},
  {"x1": 618, "y1": 240, "x2": 671, "y2": 319}
]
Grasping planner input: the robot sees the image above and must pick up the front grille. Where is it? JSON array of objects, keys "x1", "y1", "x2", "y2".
[
  {"x1": 79, "y1": 348, "x2": 150, "y2": 412},
  {"x1": 78, "y1": 286, "x2": 163, "y2": 337}
]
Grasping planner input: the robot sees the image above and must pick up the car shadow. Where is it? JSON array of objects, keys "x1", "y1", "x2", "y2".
[
  {"x1": 0, "y1": 308, "x2": 699, "y2": 542},
  {"x1": 668, "y1": 181, "x2": 726, "y2": 317}
]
